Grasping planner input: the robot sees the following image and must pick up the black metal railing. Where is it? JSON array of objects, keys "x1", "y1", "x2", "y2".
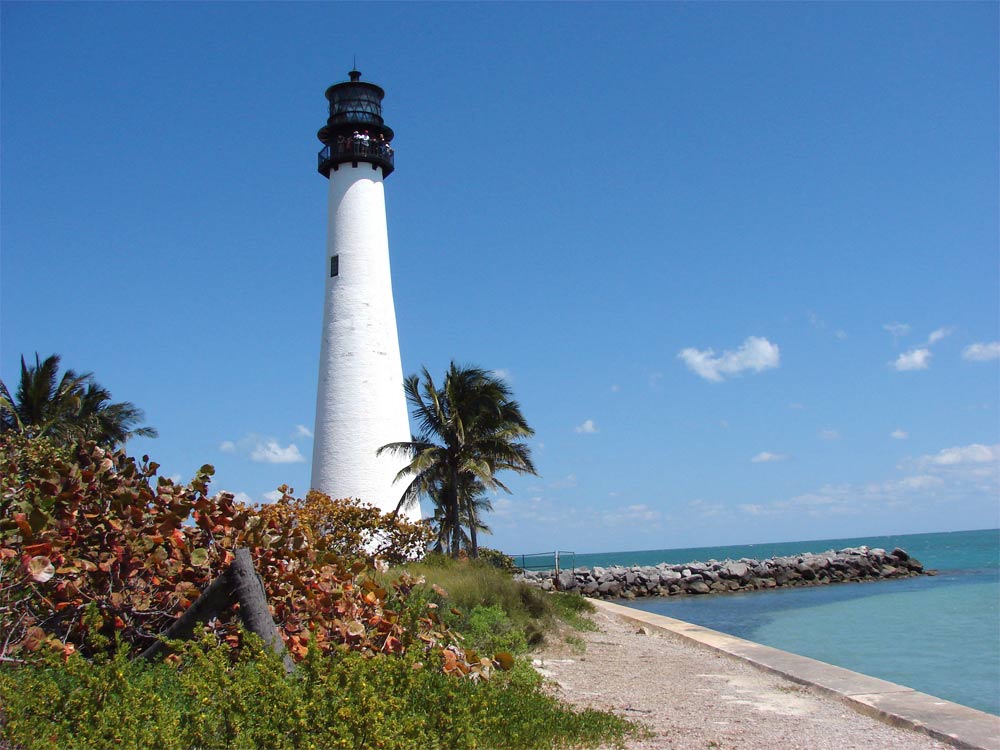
[
  {"x1": 318, "y1": 140, "x2": 394, "y2": 178},
  {"x1": 514, "y1": 551, "x2": 576, "y2": 575}
]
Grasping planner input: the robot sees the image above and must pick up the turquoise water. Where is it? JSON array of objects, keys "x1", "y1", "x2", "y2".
[{"x1": 580, "y1": 529, "x2": 999, "y2": 715}]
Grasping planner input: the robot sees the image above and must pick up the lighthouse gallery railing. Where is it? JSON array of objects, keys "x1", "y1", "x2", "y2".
[{"x1": 318, "y1": 141, "x2": 394, "y2": 177}]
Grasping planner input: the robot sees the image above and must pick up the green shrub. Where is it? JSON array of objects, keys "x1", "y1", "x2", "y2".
[
  {"x1": 477, "y1": 547, "x2": 517, "y2": 572},
  {"x1": 0, "y1": 636, "x2": 637, "y2": 750},
  {"x1": 464, "y1": 604, "x2": 529, "y2": 655},
  {"x1": 550, "y1": 591, "x2": 598, "y2": 632}
]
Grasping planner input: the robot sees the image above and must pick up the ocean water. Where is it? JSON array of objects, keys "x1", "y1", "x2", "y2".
[{"x1": 574, "y1": 529, "x2": 1000, "y2": 716}]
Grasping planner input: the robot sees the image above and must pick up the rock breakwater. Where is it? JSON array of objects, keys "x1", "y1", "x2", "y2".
[{"x1": 514, "y1": 547, "x2": 928, "y2": 600}]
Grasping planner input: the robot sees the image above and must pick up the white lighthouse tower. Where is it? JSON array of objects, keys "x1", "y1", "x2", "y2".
[{"x1": 310, "y1": 70, "x2": 418, "y2": 520}]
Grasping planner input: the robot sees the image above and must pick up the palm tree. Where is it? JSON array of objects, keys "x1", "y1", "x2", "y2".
[
  {"x1": 458, "y1": 476, "x2": 493, "y2": 558},
  {"x1": 0, "y1": 353, "x2": 157, "y2": 448},
  {"x1": 379, "y1": 363, "x2": 536, "y2": 558},
  {"x1": 427, "y1": 474, "x2": 494, "y2": 556}
]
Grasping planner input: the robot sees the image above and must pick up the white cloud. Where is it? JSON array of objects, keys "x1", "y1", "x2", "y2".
[
  {"x1": 893, "y1": 348, "x2": 931, "y2": 371},
  {"x1": 220, "y1": 432, "x2": 308, "y2": 464},
  {"x1": 688, "y1": 498, "x2": 724, "y2": 518},
  {"x1": 819, "y1": 429, "x2": 840, "y2": 441},
  {"x1": 883, "y1": 322, "x2": 911, "y2": 341},
  {"x1": 251, "y1": 440, "x2": 306, "y2": 464},
  {"x1": 917, "y1": 443, "x2": 998, "y2": 469},
  {"x1": 896, "y1": 475, "x2": 944, "y2": 491},
  {"x1": 924, "y1": 327, "x2": 953, "y2": 346},
  {"x1": 492, "y1": 368, "x2": 512, "y2": 382},
  {"x1": 575, "y1": 419, "x2": 599, "y2": 434},
  {"x1": 740, "y1": 442, "x2": 999, "y2": 520},
  {"x1": 892, "y1": 328, "x2": 951, "y2": 370},
  {"x1": 602, "y1": 503, "x2": 663, "y2": 525},
  {"x1": 231, "y1": 492, "x2": 254, "y2": 505},
  {"x1": 963, "y1": 342, "x2": 1000, "y2": 362},
  {"x1": 490, "y1": 495, "x2": 566, "y2": 526},
  {"x1": 678, "y1": 336, "x2": 780, "y2": 383},
  {"x1": 263, "y1": 490, "x2": 283, "y2": 502},
  {"x1": 886, "y1": 323, "x2": 911, "y2": 336},
  {"x1": 751, "y1": 451, "x2": 789, "y2": 463},
  {"x1": 891, "y1": 429, "x2": 909, "y2": 440},
  {"x1": 834, "y1": 330, "x2": 848, "y2": 341},
  {"x1": 610, "y1": 384, "x2": 620, "y2": 393},
  {"x1": 294, "y1": 424, "x2": 313, "y2": 439}
]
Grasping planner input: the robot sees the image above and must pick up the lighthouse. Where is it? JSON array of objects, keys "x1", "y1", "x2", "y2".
[{"x1": 310, "y1": 70, "x2": 418, "y2": 520}]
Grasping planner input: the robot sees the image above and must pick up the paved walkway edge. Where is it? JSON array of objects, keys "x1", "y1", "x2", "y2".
[{"x1": 591, "y1": 599, "x2": 1000, "y2": 750}]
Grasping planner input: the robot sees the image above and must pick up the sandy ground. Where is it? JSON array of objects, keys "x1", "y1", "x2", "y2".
[{"x1": 535, "y1": 608, "x2": 955, "y2": 750}]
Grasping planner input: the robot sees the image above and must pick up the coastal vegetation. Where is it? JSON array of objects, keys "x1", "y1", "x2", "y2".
[
  {"x1": 379, "y1": 363, "x2": 537, "y2": 558},
  {"x1": 0, "y1": 430, "x2": 634, "y2": 749},
  {"x1": 400, "y1": 553, "x2": 598, "y2": 654},
  {"x1": 2, "y1": 636, "x2": 633, "y2": 750}
]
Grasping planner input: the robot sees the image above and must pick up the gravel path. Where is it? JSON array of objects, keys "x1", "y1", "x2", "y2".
[{"x1": 535, "y1": 608, "x2": 955, "y2": 750}]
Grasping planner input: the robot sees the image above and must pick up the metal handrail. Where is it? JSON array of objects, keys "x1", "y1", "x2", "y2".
[
  {"x1": 318, "y1": 140, "x2": 394, "y2": 169},
  {"x1": 514, "y1": 551, "x2": 576, "y2": 575}
]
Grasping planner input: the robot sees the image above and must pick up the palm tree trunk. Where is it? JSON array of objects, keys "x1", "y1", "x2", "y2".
[
  {"x1": 445, "y1": 469, "x2": 462, "y2": 557},
  {"x1": 468, "y1": 515, "x2": 478, "y2": 559},
  {"x1": 138, "y1": 548, "x2": 292, "y2": 673},
  {"x1": 450, "y1": 513, "x2": 463, "y2": 557},
  {"x1": 229, "y1": 548, "x2": 294, "y2": 673}
]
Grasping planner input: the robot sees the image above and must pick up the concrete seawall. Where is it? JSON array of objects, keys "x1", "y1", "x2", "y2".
[{"x1": 515, "y1": 545, "x2": 929, "y2": 599}]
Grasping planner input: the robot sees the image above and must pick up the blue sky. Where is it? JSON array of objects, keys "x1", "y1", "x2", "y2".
[{"x1": 3, "y1": 2, "x2": 997, "y2": 555}]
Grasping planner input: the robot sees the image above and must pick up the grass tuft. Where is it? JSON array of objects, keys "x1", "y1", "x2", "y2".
[{"x1": 397, "y1": 556, "x2": 597, "y2": 652}]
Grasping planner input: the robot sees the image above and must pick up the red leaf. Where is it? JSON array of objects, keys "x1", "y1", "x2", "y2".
[{"x1": 14, "y1": 513, "x2": 33, "y2": 538}]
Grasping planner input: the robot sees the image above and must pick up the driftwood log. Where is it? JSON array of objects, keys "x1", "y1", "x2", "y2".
[{"x1": 138, "y1": 547, "x2": 293, "y2": 673}]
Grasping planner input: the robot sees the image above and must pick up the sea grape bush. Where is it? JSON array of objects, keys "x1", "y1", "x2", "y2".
[
  {"x1": 256, "y1": 486, "x2": 431, "y2": 564},
  {"x1": 0, "y1": 435, "x2": 494, "y2": 672}
]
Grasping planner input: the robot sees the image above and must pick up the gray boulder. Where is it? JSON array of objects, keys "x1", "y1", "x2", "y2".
[
  {"x1": 597, "y1": 580, "x2": 620, "y2": 596},
  {"x1": 686, "y1": 580, "x2": 711, "y2": 594},
  {"x1": 723, "y1": 562, "x2": 750, "y2": 580},
  {"x1": 659, "y1": 570, "x2": 682, "y2": 584}
]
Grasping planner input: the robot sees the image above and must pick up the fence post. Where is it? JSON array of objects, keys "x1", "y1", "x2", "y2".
[{"x1": 555, "y1": 550, "x2": 560, "y2": 577}]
